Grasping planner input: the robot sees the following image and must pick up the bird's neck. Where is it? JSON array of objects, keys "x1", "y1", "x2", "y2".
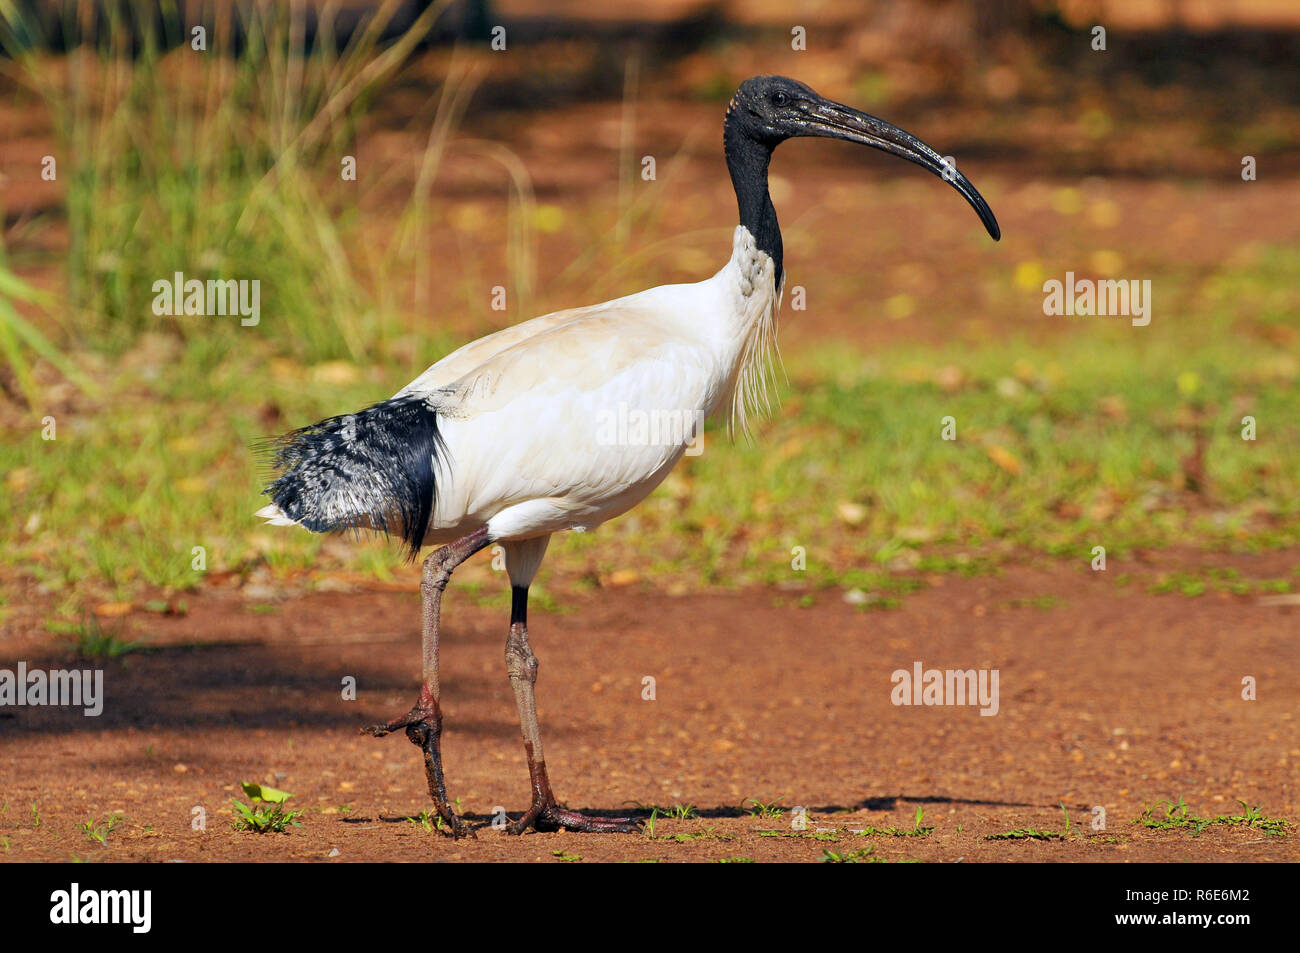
[
  {"x1": 709, "y1": 225, "x2": 781, "y2": 439},
  {"x1": 723, "y1": 121, "x2": 783, "y2": 288}
]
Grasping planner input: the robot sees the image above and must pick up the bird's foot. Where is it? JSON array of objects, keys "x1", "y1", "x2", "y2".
[
  {"x1": 405, "y1": 721, "x2": 476, "y2": 840},
  {"x1": 361, "y1": 698, "x2": 475, "y2": 839},
  {"x1": 360, "y1": 703, "x2": 436, "y2": 738},
  {"x1": 421, "y1": 802, "x2": 475, "y2": 839},
  {"x1": 508, "y1": 800, "x2": 642, "y2": 835}
]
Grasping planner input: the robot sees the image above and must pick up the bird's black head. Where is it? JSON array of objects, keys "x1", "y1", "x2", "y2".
[
  {"x1": 725, "y1": 75, "x2": 824, "y2": 148},
  {"x1": 724, "y1": 74, "x2": 1000, "y2": 242}
]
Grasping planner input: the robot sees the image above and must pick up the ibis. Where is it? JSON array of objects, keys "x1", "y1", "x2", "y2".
[{"x1": 257, "y1": 74, "x2": 1000, "y2": 836}]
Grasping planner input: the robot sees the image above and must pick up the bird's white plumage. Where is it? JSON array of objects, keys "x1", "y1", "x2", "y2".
[{"x1": 259, "y1": 226, "x2": 780, "y2": 549}]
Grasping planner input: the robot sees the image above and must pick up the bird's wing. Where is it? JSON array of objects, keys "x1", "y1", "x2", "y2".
[
  {"x1": 440, "y1": 304, "x2": 717, "y2": 416},
  {"x1": 419, "y1": 290, "x2": 724, "y2": 533},
  {"x1": 398, "y1": 302, "x2": 618, "y2": 397}
]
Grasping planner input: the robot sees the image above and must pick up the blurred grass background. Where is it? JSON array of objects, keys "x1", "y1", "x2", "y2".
[{"x1": 0, "y1": 0, "x2": 1297, "y2": 623}]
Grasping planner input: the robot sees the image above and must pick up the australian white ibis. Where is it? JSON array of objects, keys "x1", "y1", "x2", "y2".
[{"x1": 257, "y1": 75, "x2": 1000, "y2": 836}]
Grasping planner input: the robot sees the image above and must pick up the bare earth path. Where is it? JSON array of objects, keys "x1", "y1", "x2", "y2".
[{"x1": 2, "y1": 557, "x2": 1297, "y2": 862}]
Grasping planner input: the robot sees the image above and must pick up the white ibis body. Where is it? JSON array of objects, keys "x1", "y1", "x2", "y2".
[{"x1": 257, "y1": 75, "x2": 1000, "y2": 835}]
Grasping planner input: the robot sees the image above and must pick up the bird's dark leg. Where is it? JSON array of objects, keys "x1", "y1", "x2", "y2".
[
  {"x1": 504, "y1": 584, "x2": 640, "y2": 834},
  {"x1": 362, "y1": 525, "x2": 491, "y2": 838}
]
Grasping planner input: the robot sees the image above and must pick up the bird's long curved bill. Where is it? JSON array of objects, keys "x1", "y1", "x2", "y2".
[{"x1": 804, "y1": 100, "x2": 1000, "y2": 241}]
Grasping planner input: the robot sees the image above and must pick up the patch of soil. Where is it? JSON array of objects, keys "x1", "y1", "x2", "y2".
[{"x1": 2, "y1": 559, "x2": 1297, "y2": 862}]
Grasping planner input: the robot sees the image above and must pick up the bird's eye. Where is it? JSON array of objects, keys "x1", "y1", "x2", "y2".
[{"x1": 771, "y1": 91, "x2": 788, "y2": 106}]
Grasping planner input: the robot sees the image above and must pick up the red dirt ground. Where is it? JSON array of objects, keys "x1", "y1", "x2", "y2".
[{"x1": 2, "y1": 556, "x2": 1297, "y2": 862}]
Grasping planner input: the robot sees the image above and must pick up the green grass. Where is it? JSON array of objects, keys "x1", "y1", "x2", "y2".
[
  {"x1": 857, "y1": 807, "x2": 934, "y2": 838},
  {"x1": 1147, "y1": 568, "x2": 1292, "y2": 598},
  {"x1": 821, "y1": 847, "x2": 877, "y2": 863},
  {"x1": 230, "y1": 781, "x2": 303, "y2": 833},
  {"x1": 821, "y1": 845, "x2": 920, "y2": 863},
  {"x1": 0, "y1": 1, "x2": 465, "y2": 361},
  {"x1": 0, "y1": 261, "x2": 97, "y2": 406},
  {"x1": 713, "y1": 319, "x2": 1299, "y2": 571},
  {"x1": 47, "y1": 615, "x2": 145, "y2": 659},
  {"x1": 752, "y1": 809, "x2": 934, "y2": 843},
  {"x1": 231, "y1": 798, "x2": 303, "y2": 834},
  {"x1": 654, "y1": 826, "x2": 735, "y2": 844},
  {"x1": 0, "y1": 5, "x2": 1297, "y2": 608},
  {"x1": 406, "y1": 809, "x2": 438, "y2": 833},
  {"x1": 986, "y1": 804, "x2": 1077, "y2": 841},
  {"x1": 1134, "y1": 796, "x2": 1289, "y2": 837},
  {"x1": 4, "y1": 270, "x2": 1299, "y2": 606},
  {"x1": 77, "y1": 812, "x2": 123, "y2": 846},
  {"x1": 985, "y1": 827, "x2": 1066, "y2": 841},
  {"x1": 0, "y1": 3, "x2": 479, "y2": 603},
  {"x1": 742, "y1": 796, "x2": 788, "y2": 820}
]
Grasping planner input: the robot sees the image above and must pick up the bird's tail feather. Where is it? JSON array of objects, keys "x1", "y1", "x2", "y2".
[{"x1": 257, "y1": 395, "x2": 443, "y2": 561}]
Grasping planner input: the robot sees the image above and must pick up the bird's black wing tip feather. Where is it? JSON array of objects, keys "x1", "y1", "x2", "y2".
[{"x1": 256, "y1": 395, "x2": 443, "y2": 563}]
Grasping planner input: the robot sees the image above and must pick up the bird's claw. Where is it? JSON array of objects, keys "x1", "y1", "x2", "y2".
[
  {"x1": 507, "y1": 802, "x2": 643, "y2": 835},
  {"x1": 362, "y1": 703, "x2": 471, "y2": 837},
  {"x1": 360, "y1": 706, "x2": 437, "y2": 738},
  {"x1": 442, "y1": 813, "x2": 477, "y2": 840}
]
